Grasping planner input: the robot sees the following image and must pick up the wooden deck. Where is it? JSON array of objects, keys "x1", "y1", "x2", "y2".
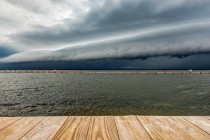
[{"x1": 0, "y1": 116, "x2": 210, "y2": 140}]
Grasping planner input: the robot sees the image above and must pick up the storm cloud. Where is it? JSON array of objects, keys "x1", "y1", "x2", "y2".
[
  {"x1": 0, "y1": 46, "x2": 17, "y2": 58},
  {"x1": 0, "y1": 0, "x2": 210, "y2": 69}
]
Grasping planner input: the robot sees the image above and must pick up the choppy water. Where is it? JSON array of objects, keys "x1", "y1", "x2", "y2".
[{"x1": 0, "y1": 72, "x2": 210, "y2": 116}]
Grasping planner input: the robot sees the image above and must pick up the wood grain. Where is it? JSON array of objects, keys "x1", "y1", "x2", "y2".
[
  {"x1": 53, "y1": 116, "x2": 91, "y2": 140},
  {"x1": 138, "y1": 116, "x2": 192, "y2": 140},
  {"x1": 138, "y1": 116, "x2": 210, "y2": 139},
  {"x1": 164, "y1": 116, "x2": 210, "y2": 139},
  {"x1": 87, "y1": 116, "x2": 119, "y2": 140},
  {"x1": 115, "y1": 116, "x2": 152, "y2": 140},
  {"x1": 0, "y1": 116, "x2": 209, "y2": 140},
  {"x1": 20, "y1": 116, "x2": 68, "y2": 140},
  {"x1": 182, "y1": 116, "x2": 210, "y2": 134},
  {"x1": 153, "y1": 116, "x2": 210, "y2": 140},
  {"x1": 0, "y1": 117, "x2": 44, "y2": 140},
  {"x1": 0, "y1": 117, "x2": 22, "y2": 131}
]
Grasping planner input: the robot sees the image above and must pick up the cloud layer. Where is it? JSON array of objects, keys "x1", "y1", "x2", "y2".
[
  {"x1": 0, "y1": 0, "x2": 210, "y2": 69},
  {"x1": 0, "y1": 46, "x2": 17, "y2": 58}
]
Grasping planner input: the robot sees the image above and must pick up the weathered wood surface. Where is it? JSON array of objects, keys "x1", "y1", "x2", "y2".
[
  {"x1": 182, "y1": 116, "x2": 210, "y2": 135},
  {"x1": 0, "y1": 116, "x2": 209, "y2": 140}
]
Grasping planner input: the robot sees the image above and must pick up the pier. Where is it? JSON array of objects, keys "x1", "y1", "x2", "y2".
[
  {"x1": 0, "y1": 116, "x2": 209, "y2": 139},
  {"x1": 0, "y1": 70, "x2": 210, "y2": 74}
]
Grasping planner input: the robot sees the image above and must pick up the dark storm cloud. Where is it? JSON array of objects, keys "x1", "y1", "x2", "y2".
[
  {"x1": 10, "y1": 0, "x2": 210, "y2": 46},
  {"x1": 86, "y1": 0, "x2": 210, "y2": 28},
  {"x1": 1, "y1": 54, "x2": 210, "y2": 70},
  {"x1": 2, "y1": 20, "x2": 210, "y2": 63},
  {"x1": 0, "y1": 46, "x2": 17, "y2": 58},
  {"x1": 1, "y1": 0, "x2": 210, "y2": 69}
]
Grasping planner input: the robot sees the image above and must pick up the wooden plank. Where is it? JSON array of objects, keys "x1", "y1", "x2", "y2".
[
  {"x1": 166, "y1": 116, "x2": 210, "y2": 139},
  {"x1": 115, "y1": 116, "x2": 152, "y2": 140},
  {"x1": 0, "y1": 117, "x2": 22, "y2": 131},
  {"x1": 123, "y1": 116, "x2": 152, "y2": 140},
  {"x1": 139, "y1": 116, "x2": 210, "y2": 140},
  {"x1": 138, "y1": 116, "x2": 191, "y2": 140},
  {"x1": 20, "y1": 116, "x2": 68, "y2": 140},
  {"x1": 0, "y1": 117, "x2": 44, "y2": 140},
  {"x1": 52, "y1": 116, "x2": 91, "y2": 140},
  {"x1": 182, "y1": 116, "x2": 210, "y2": 134},
  {"x1": 87, "y1": 116, "x2": 119, "y2": 140},
  {"x1": 0, "y1": 116, "x2": 209, "y2": 139}
]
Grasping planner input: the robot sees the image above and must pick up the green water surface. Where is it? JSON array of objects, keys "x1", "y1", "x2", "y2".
[{"x1": 0, "y1": 72, "x2": 209, "y2": 116}]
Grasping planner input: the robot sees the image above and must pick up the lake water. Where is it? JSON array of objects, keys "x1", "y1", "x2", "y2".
[{"x1": 0, "y1": 72, "x2": 210, "y2": 116}]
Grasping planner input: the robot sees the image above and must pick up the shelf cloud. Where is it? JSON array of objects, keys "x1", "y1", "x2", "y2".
[{"x1": 0, "y1": 0, "x2": 210, "y2": 69}]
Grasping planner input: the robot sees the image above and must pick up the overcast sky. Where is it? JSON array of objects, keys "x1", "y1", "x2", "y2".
[{"x1": 0, "y1": 0, "x2": 210, "y2": 69}]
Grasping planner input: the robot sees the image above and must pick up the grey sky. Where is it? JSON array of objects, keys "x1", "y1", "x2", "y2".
[{"x1": 0, "y1": 0, "x2": 210, "y2": 64}]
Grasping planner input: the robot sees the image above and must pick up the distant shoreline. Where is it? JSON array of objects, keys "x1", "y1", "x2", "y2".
[{"x1": 0, "y1": 70, "x2": 210, "y2": 74}]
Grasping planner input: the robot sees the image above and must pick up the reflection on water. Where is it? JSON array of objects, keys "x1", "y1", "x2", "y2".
[{"x1": 0, "y1": 72, "x2": 210, "y2": 116}]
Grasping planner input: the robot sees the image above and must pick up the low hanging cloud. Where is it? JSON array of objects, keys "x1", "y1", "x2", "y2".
[
  {"x1": 1, "y1": 20, "x2": 210, "y2": 63},
  {"x1": 0, "y1": 46, "x2": 17, "y2": 58}
]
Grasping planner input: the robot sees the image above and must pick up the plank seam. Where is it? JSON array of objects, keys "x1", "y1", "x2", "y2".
[
  {"x1": 51, "y1": 116, "x2": 71, "y2": 139},
  {"x1": 157, "y1": 116, "x2": 185, "y2": 140},
  {"x1": 126, "y1": 116, "x2": 137, "y2": 139},
  {"x1": 113, "y1": 117, "x2": 121, "y2": 140},
  {"x1": 181, "y1": 117, "x2": 210, "y2": 136},
  {"x1": 136, "y1": 116, "x2": 154, "y2": 140},
  {"x1": 77, "y1": 117, "x2": 90, "y2": 139},
  {"x1": 0, "y1": 117, "x2": 23, "y2": 131},
  {"x1": 18, "y1": 117, "x2": 46, "y2": 140},
  {"x1": 108, "y1": 116, "x2": 120, "y2": 140},
  {"x1": 87, "y1": 116, "x2": 94, "y2": 140},
  {"x1": 47, "y1": 116, "x2": 69, "y2": 140}
]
